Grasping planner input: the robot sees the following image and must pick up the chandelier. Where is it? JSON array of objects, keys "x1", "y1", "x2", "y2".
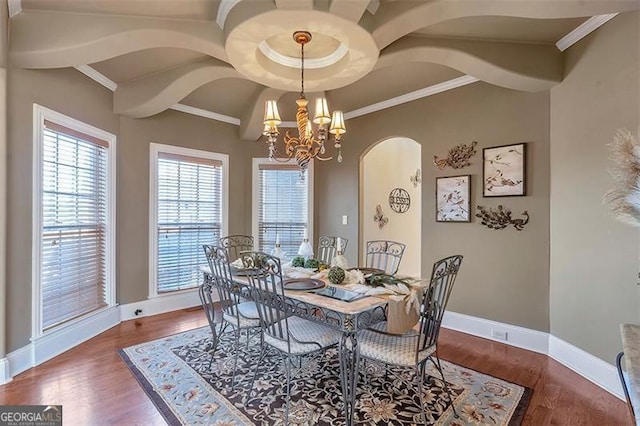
[{"x1": 262, "y1": 31, "x2": 346, "y2": 171}]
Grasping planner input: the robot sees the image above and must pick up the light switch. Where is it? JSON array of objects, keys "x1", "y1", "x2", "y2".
[{"x1": 342, "y1": 215, "x2": 348, "y2": 225}]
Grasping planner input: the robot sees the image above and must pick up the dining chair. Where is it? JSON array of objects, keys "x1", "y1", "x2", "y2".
[
  {"x1": 197, "y1": 270, "x2": 218, "y2": 360},
  {"x1": 355, "y1": 254, "x2": 463, "y2": 423},
  {"x1": 616, "y1": 351, "x2": 637, "y2": 423},
  {"x1": 239, "y1": 251, "x2": 341, "y2": 425},
  {"x1": 317, "y1": 236, "x2": 348, "y2": 265},
  {"x1": 219, "y1": 234, "x2": 254, "y2": 262},
  {"x1": 365, "y1": 240, "x2": 406, "y2": 275},
  {"x1": 202, "y1": 244, "x2": 262, "y2": 388}
]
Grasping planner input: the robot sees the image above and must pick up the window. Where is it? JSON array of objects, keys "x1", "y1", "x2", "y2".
[
  {"x1": 150, "y1": 144, "x2": 228, "y2": 295},
  {"x1": 252, "y1": 159, "x2": 313, "y2": 256},
  {"x1": 33, "y1": 105, "x2": 116, "y2": 335}
]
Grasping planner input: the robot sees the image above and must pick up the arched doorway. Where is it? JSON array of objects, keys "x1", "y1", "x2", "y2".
[{"x1": 360, "y1": 137, "x2": 421, "y2": 277}]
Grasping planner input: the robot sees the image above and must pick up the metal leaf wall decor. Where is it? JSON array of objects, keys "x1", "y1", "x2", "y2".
[
  {"x1": 476, "y1": 205, "x2": 529, "y2": 231},
  {"x1": 433, "y1": 141, "x2": 478, "y2": 170}
]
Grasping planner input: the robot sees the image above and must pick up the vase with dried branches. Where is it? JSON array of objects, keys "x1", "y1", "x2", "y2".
[{"x1": 604, "y1": 129, "x2": 640, "y2": 227}]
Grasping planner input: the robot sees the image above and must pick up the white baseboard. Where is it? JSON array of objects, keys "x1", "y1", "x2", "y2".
[
  {"x1": 3, "y1": 307, "x2": 120, "y2": 381},
  {"x1": 31, "y1": 306, "x2": 120, "y2": 367},
  {"x1": 7, "y1": 344, "x2": 31, "y2": 378},
  {"x1": 548, "y1": 335, "x2": 624, "y2": 400},
  {"x1": 0, "y1": 357, "x2": 10, "y2": 384},
  {"x1": 1, "y1": 302, "x2": 623, "y2": 404},
  {"x1": 2, "y1": 293, "x2": 206, "y2": 382},
  {"x1": 119, "y1": 289, "x2": 204, "y2": 322},
  {"x1": 443, "y1": 311, "x2": 549, "y2": 354},
  {"x1": 119, "y1": 301, "x2": 149, "y2": 322},
  {"x1": 442, "y1": 310, "x2": 623, "y2": 401}
]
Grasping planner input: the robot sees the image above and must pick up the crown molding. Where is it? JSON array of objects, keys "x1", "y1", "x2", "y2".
[
  {"x1": 74, "y1": 65, "x2": 118, "y2": 91},
  {"x1": 344, "y1": 75, "x2": 479, "y2": 120},
  {"x1": 169, "y1": 103, "x2": 241, "y2": 125},
  {"x1": 366, "y1": 0, "x2": 380, "y2": 15},
  {"x1": 7, "y1": 0, "x2": 21, "y2": 18},
  {"x1": 74, "y1": 65, "x2": 479, "y2": 128},
  {"x1": 556, "y1": 13, "x2": 618, "y2": 52}
]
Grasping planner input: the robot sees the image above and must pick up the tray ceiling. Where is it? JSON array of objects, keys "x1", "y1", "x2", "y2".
[{"x1": 9, "y1": 0, "x2": 639, "y2": 140}]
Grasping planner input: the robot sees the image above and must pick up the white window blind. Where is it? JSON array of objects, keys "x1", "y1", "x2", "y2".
[
  {"x1": 40, "y1": 120, "x2": 109, "y2": 331},
  {"x1": 156, "y1": 153, "x2": 223, "y2": 293},
  {"x1": 257, "y1": 164, "x2": 309, "y2": 255}
]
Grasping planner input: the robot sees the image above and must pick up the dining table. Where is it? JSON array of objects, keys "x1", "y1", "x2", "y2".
[{"x1": 200, "y1": 265, "x2": 416, "y2": 426}]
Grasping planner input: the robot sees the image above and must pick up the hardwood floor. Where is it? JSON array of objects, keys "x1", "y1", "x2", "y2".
[{"x1": 0, "y1": 308, "x2": 632, "y2": 425}]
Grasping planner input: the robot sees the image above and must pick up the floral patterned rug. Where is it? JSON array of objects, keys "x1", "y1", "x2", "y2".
[{"x1": 119, "y1": 327, "x2": 531, "y2": 425}]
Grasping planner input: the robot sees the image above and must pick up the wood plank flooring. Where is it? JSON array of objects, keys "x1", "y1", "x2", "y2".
[{"x1": 0, "y1": 308, "x2": 632, "y2": 425}]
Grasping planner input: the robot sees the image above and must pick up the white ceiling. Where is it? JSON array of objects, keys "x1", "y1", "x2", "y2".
[{"x1": 9, "y1": 1, "x2": 638, "y2": 140}]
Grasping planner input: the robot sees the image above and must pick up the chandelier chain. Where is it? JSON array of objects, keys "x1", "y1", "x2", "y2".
[{"x1": 300, "y1": 42, "x2": 305, "y2": 98}]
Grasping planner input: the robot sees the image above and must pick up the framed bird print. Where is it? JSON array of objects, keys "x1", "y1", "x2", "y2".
[
  {"x1": 436, "y1": 175, "x2": 471, "y2": 222},
  {"x1": 483, "y1": 143, "x2": 526, "y2": 197}
]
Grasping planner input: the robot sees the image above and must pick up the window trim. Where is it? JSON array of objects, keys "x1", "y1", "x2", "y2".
[
  {"x1": 251, "y1": 158, "x2": 314, "y2": 253},
  {"x1": 31, "y1": 104, "x2": 117, "y2": 339},
  {"x1": 149, "y1": 143, "x2": 229, "y2": 298}
]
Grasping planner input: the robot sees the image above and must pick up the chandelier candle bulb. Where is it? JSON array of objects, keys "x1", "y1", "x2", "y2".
[
  {"x1": 303, "y1": 228, "x2": 308, "y2": 240},
  {"x1": 329, "y1": 111, "x2": 346, "y2": 136},
  {"x1": 275, "y1": 233, "x2": 280, "y2": 246},
  {"x1": 337, "y1": 237, "x2": 342, "y2": 253},
  {"x1": 264, "y1": 100, "x2": 281, "y2": 126},
  {"x1": 314, "y1": 98, "x2": 331, "y2": 125}
]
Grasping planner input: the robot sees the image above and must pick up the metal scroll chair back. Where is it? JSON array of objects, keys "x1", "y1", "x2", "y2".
[
  {"x1": 418, "y1": 255, "x2": 463, "y2": 353},
  {"x1": 219, "y1": 234, "x2": 254, "y2": 262},
  {"x1": 317, "y1": 236, "x2": 348, "y2": 264},
  {"x1": 203, "y1": 244, "x2": 240, "y2": 315},
  {"x1": 239, "y1": 252, "x2": 298, "y2": 354},
  {"x1": 365, "y1": 240, "x2": 406, "y2": 275},
  {"x1": 198, "y1": 248, "x2": 218, "y2": 338}
]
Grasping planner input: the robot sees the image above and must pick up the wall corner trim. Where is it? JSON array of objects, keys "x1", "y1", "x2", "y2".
[
  {"x1": 0, "y1": 357, "x2": 11, "y2": 384},
  {"x1": 6, "y1": 344, "x2": 30, "y2": 382}
]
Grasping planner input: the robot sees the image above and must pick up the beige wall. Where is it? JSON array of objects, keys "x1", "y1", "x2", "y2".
[
  {"x1": 117, "y1": 111, "x2": 261, "y2": 303},
  {"x1": 550, "y1": 12, "x2": 640, "y2": 363},
  {"x1": 5, "y1": 67, "x2": 263, "y2": 351},
  {"x1": 7, "y1": 68, "x2": 120, "y2": 351},
  {"x1": 316, "y1": 82, "x2": 551, "y2": 331}
]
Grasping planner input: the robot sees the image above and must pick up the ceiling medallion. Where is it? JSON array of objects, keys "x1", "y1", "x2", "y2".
[
  {"x1": 262, "y1": 31, "x2": 346, "y2": 171},
  {"x1": 224, "y1": 10, "x2": 379, "y2": 92}
]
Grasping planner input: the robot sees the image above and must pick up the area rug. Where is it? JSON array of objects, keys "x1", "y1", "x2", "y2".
[{"x1": 119, "y1": 327, "x2": 531, "y2": 425}]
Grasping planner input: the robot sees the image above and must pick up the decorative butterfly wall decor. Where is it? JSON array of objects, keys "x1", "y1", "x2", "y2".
[
  {"x1": 374, "y1": 204, "x2": 389, "y2": 229},
  {"x1": 410, "y1": 169, "x2": 421, "y2": 188}
]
